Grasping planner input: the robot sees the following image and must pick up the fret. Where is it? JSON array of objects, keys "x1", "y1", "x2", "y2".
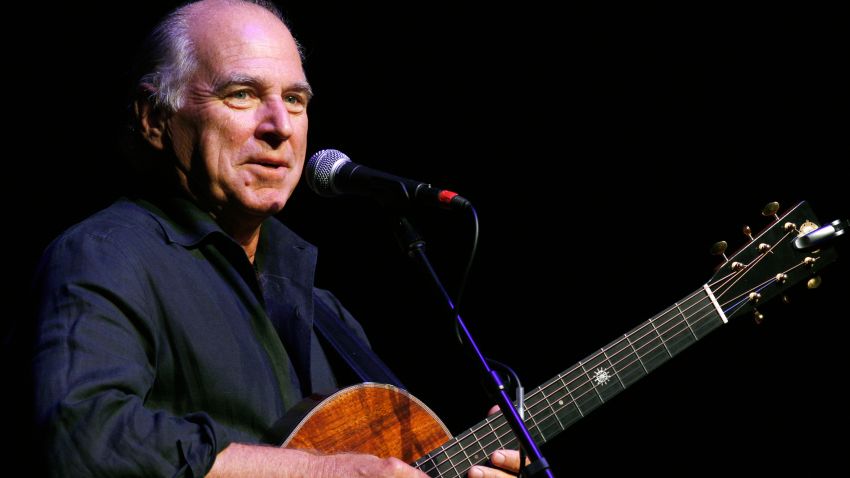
[
  {"x1": 558, "y1": 372, "x2": 584, "y2": 418},
  {"x1": 676, "y1": 301, "x2": 700, "y2": 340},
  {"x1": 580, "y1": 351, "x2": 624, "y2": 402},
  {"x1": 649, "y1": 316, "x2": 674, "y2": 358},
  {"x1": 471, "y1": 421, "x2": 494, "y2": 461},
  {"x1": 415, "y1": 455, "x2": 438, "y2": 477},
  {"x1": 526, "y1": 385, "x2": 560, "y2": 442},
  {"x1": 630, "y1": 319, "x2": 669, "y2": 372},
  {"x1": 624, "y1": 332, "x2": 650, "y2": 375},
  {"x1": 434, "y1": 442, "x2": 455, "y2": 477},
  {"x1": 486, "y1": 416, "x2": 508, "y2": 449},
  {"x1": 543, "y1": 379, "x2": 583, "y2": 437},
  {"x1": 578, "y1": 361, "x2": 606, "y2": 403},
  {"x1": 608, "y1": 335, "x2": 646, "y2": 387},
  {"x1": 563, "y1": 365, "x2": 603, "y2": 416},
  {"x1": 443, "y1": 440, "x2": 469, "y2": 472},
  {"x1": 601, "y1": 347, "x2": 627, "y2": 389},
  {"x1": 656, "y1": 306, "x2": 694, "y2": 356},
  {"x1": 458, "y1": 430, "x2": 485, "y2": 464}
]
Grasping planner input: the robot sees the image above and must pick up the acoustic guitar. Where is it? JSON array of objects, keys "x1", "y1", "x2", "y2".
[{"x1": 279, "y1": 201, "x2": 839, "y2": 477}]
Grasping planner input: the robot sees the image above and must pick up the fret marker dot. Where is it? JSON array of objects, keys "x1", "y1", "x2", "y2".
[{"x1": 558, "y1": 400, "x2": 564, "y2": 406}]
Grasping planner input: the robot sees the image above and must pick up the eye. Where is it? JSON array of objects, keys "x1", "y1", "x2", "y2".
[
  {"x1": 223, "y1": 89, "x2": 257, "y2": 109},
  {"x1": 283, "y1": 94, "x2": 307, "y2": 113}
]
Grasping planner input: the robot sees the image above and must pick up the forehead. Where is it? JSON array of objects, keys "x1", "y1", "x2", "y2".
[{"x1": 190, "y1": 3, "x2": 304, "y2": 83}]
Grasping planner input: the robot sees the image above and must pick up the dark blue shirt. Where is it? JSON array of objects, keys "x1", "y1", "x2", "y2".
[{"x1": 32, "y1": 196, "x2": 368, "y2": 477}]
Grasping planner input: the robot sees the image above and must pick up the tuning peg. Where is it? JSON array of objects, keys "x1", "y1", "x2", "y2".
[
  {"x1": 710, "y1": 241, "x2": 729, "y2": 261},
  {"x1": 762, "y1": 201, "x2": 780, "y2": 220},
  {"x1": 742, "y1": 225, "x2": 755, "y2": 241},
  {"x1": 807, "y1": 276, "x2": 822, "y2": 289},
  {"x1": 753, "y1": 309, "x2": 765, "y2": 324}
]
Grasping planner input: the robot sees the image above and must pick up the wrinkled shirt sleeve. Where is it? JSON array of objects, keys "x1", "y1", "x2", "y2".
[{"x1": 33, "y1": 229, "x2": 244, "y2": 477}]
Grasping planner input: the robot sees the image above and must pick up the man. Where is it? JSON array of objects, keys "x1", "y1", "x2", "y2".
[{"x1": 32, "y1": 1, "x2": 521, "y2": 476}]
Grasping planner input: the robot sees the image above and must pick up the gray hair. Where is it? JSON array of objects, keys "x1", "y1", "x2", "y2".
[{"x1": 138, "y1": 0, "x2": 299, "y2": 113}]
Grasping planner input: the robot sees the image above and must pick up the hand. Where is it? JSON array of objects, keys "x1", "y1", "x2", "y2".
[
  {"x1": 318, "y1": 453, "x2": 430, "y2": 478},
  {"x1": 467, "y1": 450, "x2": 524, "y2": 478},
  {"x1": 466, "y1": 406, "x2": 525, "y2": 477}
]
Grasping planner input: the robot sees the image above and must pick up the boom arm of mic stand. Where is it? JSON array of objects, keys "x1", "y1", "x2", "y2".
[{"x1": 393, "y1": 215, "x2": 555, "y2": 478}]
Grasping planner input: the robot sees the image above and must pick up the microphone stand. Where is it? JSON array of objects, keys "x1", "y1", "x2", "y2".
[{"x1": 393, "y1": 215, "x2": 554, "y2": 478}]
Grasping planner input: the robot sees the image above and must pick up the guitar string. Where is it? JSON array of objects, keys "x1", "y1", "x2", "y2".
[
  {"x1": 416, "y1": 253, "x2": 808, "y2": 475},
  {"x1": 417, "y1": 283, "x2": 763, "y2": 476},
  {"x1": 415, "y1": 289, "x2": 727, "y2": 475},
  {"x1": 418, "y1": 209, "x2": 809, "y2": 474},
  {"x1": 420, "y1": 259, "x2": 810, "y2": 477},
  {"x1": 416, "y1": 227, "x2": 808, "y2": 473},
  {"x1": 416, "y1": 273, "x2": 741, "y2": 473},
  {"x1": 416, "y1": 287, "x2": 731, "y2": 475}
]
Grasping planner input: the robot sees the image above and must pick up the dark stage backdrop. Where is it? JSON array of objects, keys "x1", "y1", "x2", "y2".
[{"x1": 7, "y1": 2, "x2": 847, "y2": 474}]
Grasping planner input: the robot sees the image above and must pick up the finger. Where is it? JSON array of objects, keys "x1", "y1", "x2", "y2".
[
  {"x1": 467, "y1": 464, "x2": 516, "y2": 478},
  {"x1": 486, "y1": 405, "x2": 500, "y2": 416},
  {"x1": 490, "y1": 450, "x2": 524, "y2": 472}
]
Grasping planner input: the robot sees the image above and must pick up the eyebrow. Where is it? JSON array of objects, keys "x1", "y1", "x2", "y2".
[{"x1": 212, "y1": 73, "x2": 314, "y2": 100}]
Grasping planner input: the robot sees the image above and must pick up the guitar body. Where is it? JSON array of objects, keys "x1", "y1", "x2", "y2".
[{"x1": 281, "y1": 383, "x2": 451, "y2": 462}]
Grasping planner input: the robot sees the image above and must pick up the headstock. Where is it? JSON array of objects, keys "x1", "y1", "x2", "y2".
[{"x1": 707, "y1": 201, "x2": 839, "y2": 323}]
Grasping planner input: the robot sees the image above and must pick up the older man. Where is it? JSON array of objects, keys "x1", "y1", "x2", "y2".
[{"x1": 32, "y1": 1, "x2": 521, "y2": 476}]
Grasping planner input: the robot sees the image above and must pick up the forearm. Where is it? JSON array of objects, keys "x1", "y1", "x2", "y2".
[
  {"x1": 207, "y1": 443, "x2": 428, "y2": 478},
  {"x1": 207, "y1": 444, "x2": 316, "y2": 477}
]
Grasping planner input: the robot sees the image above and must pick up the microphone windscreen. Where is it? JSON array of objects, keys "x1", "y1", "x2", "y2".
[{"x1": 305, "y1": 149, "x2": 349, "y2": 197}]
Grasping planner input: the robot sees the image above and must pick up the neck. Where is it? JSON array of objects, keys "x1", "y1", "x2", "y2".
[{"x1": 215, "y1": 210, "x2": 263, "y2": 263}]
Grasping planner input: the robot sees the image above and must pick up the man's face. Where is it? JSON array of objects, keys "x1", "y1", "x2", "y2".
[{"x1": 165, "y1": 4, "x2": 311, "y2": 219}]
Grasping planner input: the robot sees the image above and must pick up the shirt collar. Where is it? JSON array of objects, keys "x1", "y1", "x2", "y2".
[
  {"x1": 137, "y1": 196, "x2": 319, "y2": 287},
  {"x1": 139, "y1": 195, "x2": 223, "y2": 247}
]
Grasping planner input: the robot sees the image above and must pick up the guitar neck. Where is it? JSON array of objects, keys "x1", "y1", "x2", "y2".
[{"x1": 414, "y1": 285, "x2": 728, "y2": 477}]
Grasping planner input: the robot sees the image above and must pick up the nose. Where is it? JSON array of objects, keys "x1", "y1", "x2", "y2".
[{"x1": 255, "y1": 97, "x2": 293, "y2": 148}]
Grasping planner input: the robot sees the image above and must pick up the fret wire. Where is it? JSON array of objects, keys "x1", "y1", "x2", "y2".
[
  {"x1": 675, "y1": 301, "x2": 700, "y2": 340},
  {"x1": 561, "y1": 371, "x2": 585, "y2": 417},
  {"x1": 624, "y1": 332, "x2": 649, "y2": 374},
  {"x1": 542, "y1": 385, "x2": 566, "y2": 430},
  {"x1": 601, "y1": 347, "x2": 626, "y2": 389},
  {"x1": 648, "y1": 316, "x2": 673, "y2": 357},
  {"x1": 578, "y1": 360, "x2": 605, "y2": 403}
]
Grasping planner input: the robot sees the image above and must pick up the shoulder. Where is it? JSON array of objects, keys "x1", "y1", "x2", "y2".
[
  {"x1": 55, "y1": 198, "x2": 164, "y2": 246},
  {"x1": 38, "y1": 198, "x2": 167, "y2": 278}
]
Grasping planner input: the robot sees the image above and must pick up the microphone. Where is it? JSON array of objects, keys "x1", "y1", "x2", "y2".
[{"x1": 305, "y1": 149, "x2": 471, "y2": 210}]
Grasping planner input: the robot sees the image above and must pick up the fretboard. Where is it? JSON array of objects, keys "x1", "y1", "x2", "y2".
[{"x1": 413, "y1": 285, "x2": 728, "y2": 478}]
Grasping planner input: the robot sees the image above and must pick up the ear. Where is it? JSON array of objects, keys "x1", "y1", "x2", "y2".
[{"x1": 134, "y1": 84, "x2": 168, "y2": 151}]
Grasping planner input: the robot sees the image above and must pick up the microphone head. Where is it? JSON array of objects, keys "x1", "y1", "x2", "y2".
[{"x1": 305, "y1": 149, "x2": 351, "y2": 197}]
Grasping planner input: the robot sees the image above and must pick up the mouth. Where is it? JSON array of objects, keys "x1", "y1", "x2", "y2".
[{"x1": 247, "y1": 157, "x2": 289, "y2": 169}]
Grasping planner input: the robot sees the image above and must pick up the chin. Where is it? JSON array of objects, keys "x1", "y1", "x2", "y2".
[{"x1": 245, "y1": 190, "x2": 289, "y2": 216}]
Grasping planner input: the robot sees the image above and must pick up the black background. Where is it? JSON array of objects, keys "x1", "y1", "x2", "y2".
[{"x1": 6, "y1": 2, "x2": 848, "y2": 474}]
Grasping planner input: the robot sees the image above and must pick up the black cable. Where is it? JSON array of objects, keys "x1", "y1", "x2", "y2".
[
  {"x1": 454, "y1": 205, "x2": 479, "y2": 314},
  {"x1": 451, "y1": 206, "x2": 530, "y2": 476},
  {"x1": 454, "y1": 205, "x2": 479, "y2": 345}
]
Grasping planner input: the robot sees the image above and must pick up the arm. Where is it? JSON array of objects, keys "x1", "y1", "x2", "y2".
[{"x1": 33, "y1": 230, "x2": 235, "y2": 476}]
